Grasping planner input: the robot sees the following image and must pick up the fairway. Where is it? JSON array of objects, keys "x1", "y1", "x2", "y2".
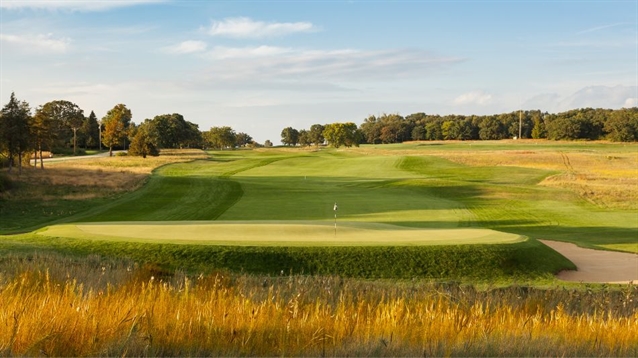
[{"x1": 39, "y1": 221, "x2": 525, "y2": 246}]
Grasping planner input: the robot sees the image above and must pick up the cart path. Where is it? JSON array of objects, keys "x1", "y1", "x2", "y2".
[{"x1": 540, "y1": 240, "x2": 638, "y2": 284}]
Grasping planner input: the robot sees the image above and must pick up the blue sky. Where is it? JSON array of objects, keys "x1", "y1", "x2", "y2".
[{"x1": 1, "y1": 0, "x2": 636, "y2": 144}]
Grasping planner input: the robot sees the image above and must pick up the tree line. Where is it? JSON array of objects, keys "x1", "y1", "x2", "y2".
[
  {"x1": 3, "y1": 92, "x2": 636, "y2": 175},
  {"x1": 283, "y1": 107, "x2": 638, "y2": 148},
  {"x1": 0, "y1": 92, "x2": 268, "y2": 174}
]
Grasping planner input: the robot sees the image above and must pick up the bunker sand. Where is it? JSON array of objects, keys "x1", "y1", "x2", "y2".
[
  {"x1": 40, "y1": 221, "x2": 525, "y2": 247},
  {"x1": 541, "y1": 240, "x2": 638, "y2": 284}
]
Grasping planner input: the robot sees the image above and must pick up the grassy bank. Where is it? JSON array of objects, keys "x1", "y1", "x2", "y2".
[
  {"x1": 0, "y1": 256, "x2": 634, "y2": 357},
  {"x1": 3, "y1": 233, "x2": 572, "y2": 281}
]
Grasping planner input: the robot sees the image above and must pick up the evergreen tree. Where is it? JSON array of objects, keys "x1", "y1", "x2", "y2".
[{"x1": 0, "y1": 93, "x2": 31, "y2": 174}]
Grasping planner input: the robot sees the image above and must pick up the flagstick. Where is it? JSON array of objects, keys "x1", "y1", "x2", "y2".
[{"x1": 333, "y1": 202, "x2": 338, "y2": 237}]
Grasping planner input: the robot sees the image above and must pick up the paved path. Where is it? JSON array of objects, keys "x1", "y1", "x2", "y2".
[
  {"x1": 540, "y1": 240, "x2": 638, "y2": 284},
  {"x1": 30, "y1": 151, "x2": 125, "y2": 165}
]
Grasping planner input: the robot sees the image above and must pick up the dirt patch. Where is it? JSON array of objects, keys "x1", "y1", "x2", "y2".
[{"x1": 540, "y1": 240, "x2": 638, "y2": 284}]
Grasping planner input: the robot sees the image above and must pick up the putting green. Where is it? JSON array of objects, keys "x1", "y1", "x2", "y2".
[{"x1": 39, "y1": 221, "x2": 525, "y2": 246}]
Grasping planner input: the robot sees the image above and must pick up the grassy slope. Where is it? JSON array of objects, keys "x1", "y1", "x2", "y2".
[{"x1": 2, "y1": 142, "x2": 635, "y2": 279}]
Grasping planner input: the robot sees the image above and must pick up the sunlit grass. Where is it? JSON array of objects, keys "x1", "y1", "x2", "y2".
[
  {"x1": 0, "y1": 149, "x2": 207, "y2": 233},
  {"x1": 0, "y1": 257, "x2": 635, "y2": 357}
]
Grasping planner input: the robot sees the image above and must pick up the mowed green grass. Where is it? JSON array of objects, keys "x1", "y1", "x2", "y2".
[
  {"x1": 5, "y1": 142, "x2": 635, "y2": 279},
  {"x1": 51, "y1": 144, "x2": 636, "y2": 253},
  {"x1": 40, "y1": 221, "x2": 524, "y2": 246}
]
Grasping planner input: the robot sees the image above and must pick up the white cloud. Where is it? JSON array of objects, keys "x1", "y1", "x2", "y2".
[
  {"x1": 164, "y1": 40, "x2": 207, "y2": 54},
  {"x1": 205, "y1": 46, "x2": 293, "y2": 60},
  {"x1": 623, "y1": 98, "x2": 637, "y2": 108},
  {"x1": 0, "y1": 0, "x2": 166, "y2": 11},
  {"x1": 0, "y1": 33, "x2": 71, "y2": 53},
  {"x1": 453, "y1": 91, "x2": 492, "y2": 105},
  {"x1": 206, "y1": 17, "x2": 315, "y2": 38},
  {"x1": 201, "y1": 47, "x2": 464, "y2": 82},
  {"x1": 523, "y1": 85, "x2": 637, "y2": 111}
]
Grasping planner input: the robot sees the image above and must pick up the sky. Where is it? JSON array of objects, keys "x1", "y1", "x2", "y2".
[{"x1": 1, "y1": 0, "x2": 637, "y2": 144}]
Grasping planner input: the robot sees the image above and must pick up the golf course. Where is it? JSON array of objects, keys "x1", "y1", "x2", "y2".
[
  {"x1": 2, "y1": 141, "x2": 637, "y2": 356},
  {"x1": 4, "y1": 140, "x2": 636, "y2": 280}
]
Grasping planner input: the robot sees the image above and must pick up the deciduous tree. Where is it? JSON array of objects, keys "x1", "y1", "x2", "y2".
[
  {"x1": 309, "y1": 124, "x2": 325, "y2": 146},
  {"x1": 605, "y1": 108, "x2": 638, "y2": 142},
  {"x1": 206, "y1": 126, "x2": 236, "y2": 149},
  {"x1": 281, "y1": 127, "x2": 299, "y2": 146},
  {"x1": 128, "y1": 121, "x2": 160, "y2": 158},
  {"x1": 101, "y1": 104, "x2": 132, "y2": 156}
]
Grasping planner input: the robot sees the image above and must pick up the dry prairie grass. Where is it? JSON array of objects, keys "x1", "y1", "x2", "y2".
[
  {"x1": 2, "y1": 149, "x2": 207, "y2": 201},
  {"x1": 436, "y1": 149, "x2": 638, "y2": 209},
  {"x1": 0, "y1": 256, "x2": 636, "y2": 357}
]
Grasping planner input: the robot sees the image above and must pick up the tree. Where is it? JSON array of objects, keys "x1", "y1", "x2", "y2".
[
  {"x1": 605, "y1": 108, "x2": 638, "y2": 142},
  {"x1": 0, "y1": 92, "x2": 31, "y2": 174},
  {"x1": 309, "y1": 124, "x2": 325, "y2": 146},
  {"x1": 101, "y1": 104, "x2": 132, "y2": 156},
  {"x1": 359, "y1": 115, "x2": 382, "y2": 144},
  {"x1": 323, "y1": 122, "x2": 361, "y2": 148},
  {"x1": 441, "y1": 120, "x2": 461, "y2": 140},
  {"x1": 206, "y1": 126, "x2": 236, "y2": 149},
  {"x1": 264, "y1": 139, "x2": 273, "y2": 147},
  {"x1": 281, "y1": 127, "x2": 299, "y2": 146},
  {"x1": 149, "y1": 113, "x2": 202, "y2": 149},
  {"x1": 298, "y1": 129, "x2": 311, "y2": 147},
  {"x1": 57, "y1": 101, "x2": 85, "y2": 155},
  {"x1": 128, "y1": 121, "x2": 160, "y2": 158},
  {"x1": 411, "y1": 125, "x2": 426, "y2": 141},
  {"x1": 31, "y1": 105, "x2": 56, "y2": 169},
  {"x1": 81, "y1": 111, "x2": 100, "y2": 149},
  {"x1": 531, "y1": 113, "x2": 547, "y2": 139},
  {"x1": 425, "y1": 120, "x2": 442, "y2": 140},
  {"x1": 478, "y1": 116, "x2": 505, "y2": 140},
  {"x1": 235, "y1": 132, "x2": 253, "y2": 147}
]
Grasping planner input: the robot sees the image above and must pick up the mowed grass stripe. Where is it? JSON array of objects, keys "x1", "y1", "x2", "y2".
[{"x1": 40, "y1": 221, "x2": 525, "y2": 246}]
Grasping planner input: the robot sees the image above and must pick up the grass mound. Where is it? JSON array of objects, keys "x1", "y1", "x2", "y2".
[
  {"x1": 11, "y1": 231, "x2": 572, "y2": 281},
  {"x1": 40, "y1": 221, "x2": 524, "y2": 246}
]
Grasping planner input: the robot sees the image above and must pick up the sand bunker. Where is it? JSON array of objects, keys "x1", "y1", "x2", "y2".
[{"x1": 541, "y1": 240, "x2": 638, "y2": 284}]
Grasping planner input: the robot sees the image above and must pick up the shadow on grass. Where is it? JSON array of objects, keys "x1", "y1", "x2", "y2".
[{"x1": 501, "y1": 225, "x2": 638, "y2": 249}]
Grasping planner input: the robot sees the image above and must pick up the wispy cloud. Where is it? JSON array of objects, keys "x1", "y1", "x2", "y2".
[
  {"x1": 206, "y1": 17, "x2": 315, "y2": 38},
  {"x1": 577, "y1": 23, "x2": 628, "y2": 35},
  {"x1": 201, "y1": 47, "x2": 464, "y2": 82},
  {"x1": 164, "y1": 40, "x2": 208, "y2": 54},
  {"x1": 453, "y1": 91, "x2": 492, "y2": 105},
  {"x1": 0, "y1": 33, "x2": 71, "y2": 53},
  {"x1": 204, "y1": 45, "x2": 293, "y2": 59},
  {"x1": 0, "y1": 0, "x2": 166, "y2": 11},
  {"x1": 523, "y1": 85, "x2": 637, "y2": 112}
]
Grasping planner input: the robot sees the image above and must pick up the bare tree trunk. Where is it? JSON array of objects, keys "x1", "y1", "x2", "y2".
[
  {"x1": 109, "y1": 146, "x2": 113, "y2": 157},
  {"x1": 39, "y1": 144, "x2": 44, "y2": 169},
  {"x1": 73, "y1": 128, "x2": 78, "y2": 155},
  {"x1": 18, "y1": 151, "x2": 22, "y2": 175},
  {"x1": 34, "y1": 150, "x2": 37, "y2": 168}
]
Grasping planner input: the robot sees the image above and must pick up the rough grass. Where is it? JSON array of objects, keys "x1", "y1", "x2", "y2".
[
  {"x1": 0, "y1": 149, "x2": 207, "y2": 233},
  {"x1": 0, "y1": 255, "x2": 635, "y2": 357},
  {"x1": 445, "y1": 150, "x2": 637, "y2": 210}
]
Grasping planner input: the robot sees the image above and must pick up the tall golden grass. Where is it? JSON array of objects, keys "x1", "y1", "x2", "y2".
[
  {"x1": 1, "y1": 254, "x2": 636, "y2": 356},
  {"x1": 2, "y1": 149, "x2": 207, "y2": 201},
  {"x1": 424, "y1": 144, "x2": 638, "y2": 210}
]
